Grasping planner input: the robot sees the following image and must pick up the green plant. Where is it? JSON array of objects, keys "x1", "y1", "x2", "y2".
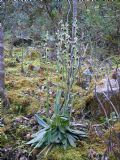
[
  {"x1": 14, "y1": 105, "x2": 25, "y2": 114},
  {"x1": 0, "y1": 132, "x2": 8, "y2": 147},
  {"x1": 27, "y1": 91, "x2": 87, "y2": 155}
]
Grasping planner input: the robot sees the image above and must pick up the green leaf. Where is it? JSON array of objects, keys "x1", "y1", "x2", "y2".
[
  {"x1": 58, "y1": 126, "x2": 65, "y2": 133},
  {"x1": 31, "y1": 128, "x2": 49, "y2": 138},
  {"x1": 54, "y1": 90, "x2": 62, "y2": 115},
  {"x1": 34, "y1": 137, "x2": 45, "y2": 148},
  {"x1": 67, "y1": 128, "x2": 87, "y2": 137},
  {"x1": 67, "y1": 133, "x2": 76, "y2": 147},
  {"x1": 50, "y1": 130, "x2": 59, "y2": 143},
  {"x1": 62, "y1": 139, "x2": 68, "y2": 149},
  {"x1": 35, "y1": 114, "x2": 49, "y2": 128},
  {"x1": 27, "y1": 130, "x2": 46, "y2": 144}
]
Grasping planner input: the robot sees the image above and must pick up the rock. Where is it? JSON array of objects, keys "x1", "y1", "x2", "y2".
[
  {"x1": 83, "y1": 68, "x2": 93, "y2": 77},
  {"x1": 15, "y1": 117, "x2": 23, "y2": 123},
  {"x1": 95, "y1": 78, "x2": 119, "y2": 94},
  {"x1": 0, "y1": 118, "x2": 4, "y2": 127},
  {"x1": 82, "y1": 68, "x2": 93, "y2": 89},
  {"x1": 95, "y1": 68, "x2": 120, "y2": 94},
  {"x1": 30, "y1": 118, "x2": 36, "y2": 125},
  {"x1": 19, "y1": 156, "x2": 28, "y2": 160},
  {"x1": 13, "y1": 37, "x2": 32, "y2": 47},
  {"x1": 88, "y1": 74, "x2": 120, "y2": 117},
  {"x1": 26, "y1": 133, "x2": 31, "y2": 140}
]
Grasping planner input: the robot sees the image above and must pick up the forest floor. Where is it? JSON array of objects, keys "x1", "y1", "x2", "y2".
[{"x1": 0, "y1": 45, "x2": 120, "y2": 160}]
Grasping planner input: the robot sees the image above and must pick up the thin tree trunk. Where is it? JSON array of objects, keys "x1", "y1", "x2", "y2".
[{"x1": 0, "y1": 23, "x2": 9, "y2": 108}]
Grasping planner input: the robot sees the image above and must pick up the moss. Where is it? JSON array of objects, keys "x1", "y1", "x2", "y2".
[
  {"x1": 109, "y1": 154, "x2": 118, "y2": 160},
  {"x1": 13, "y1": 78, "x2": 38, "y2": 89},
  {"x1": 4, "y1": 116, "x2": 13, "y2": 125},
  {"x1": 73, "y1": 97, "x2": 86, "y2": 109},
  {"x1": 45, "y1": 146, "x2": 88, "y2": 160},
  {"x1": 9, "y1": 96, "x2": 40, "y2": 115},
  {"x1": 113, "y1": 122, "x2": 120, "y2": 131},
  {"x1": 73, "y1": 92, "x2": 93, "y2": 110},
  {"x1": 6, "y1": 73, "x2": 40, "y2": 114},
  {"x1": 24, "y1": 48, "x2": 40, "y2": 60},
  {"x1": 5, "y1": 57, "x2": 16, "y2": 66},
  {"x1": 30, "y1": 59, "x2": 41, "y2": 66},
  {"x1": 0, "y1": 132, "x2": 8, "y2": 147},
  {"x1": 8, "y1": 91, "x2": 30, "y2": 105},
  {"x1": 27, "y1": 99, "x2": 41, "y2": 114},
  {"x1": 71, "y1": 84, "x2": 82, "y2": 93},
  {"x1": 0, "y1": 123, "x2": 17, "y2": 147},
  {"x1": 13, "y1": 47, "x2": 24, "y2": 53},
  {"x1": 15, "y1": 124, "x2": 30, "y2": 138},
  {"x1": 104, "y1": 121, "x2": 120, "y2": 140}
]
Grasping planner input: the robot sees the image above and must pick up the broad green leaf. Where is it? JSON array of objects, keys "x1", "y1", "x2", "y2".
[
  {"x1": 54, "y1": 90, "x2": 62, "y2": 115},
  {"x1": 67, "y1": 128, "x2": 87, "y2": 136},
  {"x1": 67, "y1": 133, "x2": 76, "y2": 147},
  {"x1": 35, "y1": 114, "x2": 49, "y2": 128},
  {"x1": 62, "y1": 139, "x2": 68, "y2": 149},
  {"x1": 27, "y1": 130, "x2": 46, "y2": 144},
  {"x1": 34, "y1": 137, "x2": 45, "y2": 148},
  {"x1": 58, "y1": 126, "x2": 65, "y2": 133},
  {"x1": 31, "y1": 127, "x2": 49, "y2": 138}
]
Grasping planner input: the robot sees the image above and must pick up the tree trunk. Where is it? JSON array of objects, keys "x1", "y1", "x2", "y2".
[{"x1": 0, "y1": 23, "x2": 9, "y2": 108}]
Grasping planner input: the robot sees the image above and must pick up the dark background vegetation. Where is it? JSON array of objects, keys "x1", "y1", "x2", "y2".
[
  {"x1": 0, "y1": 1, "x2": 120, "y2": 160},
  {"x1": 1, "y1": 0, "x2": 120, "y2": 57}
]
